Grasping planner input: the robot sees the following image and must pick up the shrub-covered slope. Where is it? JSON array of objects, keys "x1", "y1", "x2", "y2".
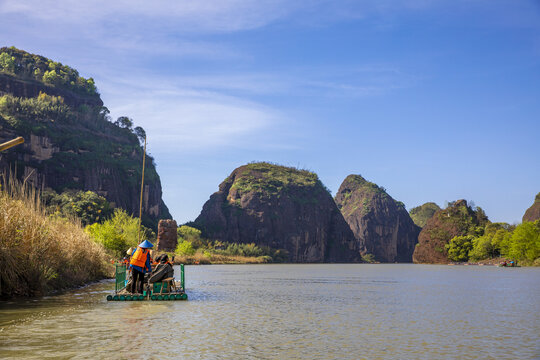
[
  {"x1": 412, "y1": 200, "x2": 489, "y2": 264},
  {"x1": 335, "y1": 175, "x2": 420, "y2": 262},
  {"x1": 195, "y1": 162, "x2": 361, "y2": 262}
]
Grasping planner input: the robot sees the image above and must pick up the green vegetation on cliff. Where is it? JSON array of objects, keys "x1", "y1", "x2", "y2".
[
  {"x1": 413, "y1": 200, "x2": 489, "y2": 264},
  {"x1": 415, "y1": 199, "x2": 540, "y2": 265},
  {"x1": 0, "y1": 47, "x2": 170, "y2": 230},
  {"x1": 0, "y1": 46, "x2": 97, "y2": 95},
  {"x1": 227, "y1": 162, "x2": 325, "y2": 200},
  {"x1": 409, "y1": 202, "x2": 441, "y2": 228},
  {"x1": 42, "y1": 189, "x2": 113, "y2": 226},
  {"x1": 336, "y1": 175, "x2": 401, "y2": 216}
]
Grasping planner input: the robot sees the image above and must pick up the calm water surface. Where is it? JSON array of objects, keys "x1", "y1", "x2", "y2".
[{"x1": 1, "y1": 264, "x2": 539, "y2": 359}]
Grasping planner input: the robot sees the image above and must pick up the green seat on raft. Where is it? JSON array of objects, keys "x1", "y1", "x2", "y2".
[{"x1": 152, "y1": 282, "x2": 168, "y2": 294}]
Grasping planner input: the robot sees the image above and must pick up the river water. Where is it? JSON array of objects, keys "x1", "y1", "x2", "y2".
[{"x1": 1, "y1": 264, "x2": 539, "y2": 359}]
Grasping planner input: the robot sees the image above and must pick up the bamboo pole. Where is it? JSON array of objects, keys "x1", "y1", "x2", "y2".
[
  {"x1": 0, "y1": 137, "x2": 24, "y2": 152},
  {"x1": 137, "y1": 137, "x2": 147, "y2": 244}
]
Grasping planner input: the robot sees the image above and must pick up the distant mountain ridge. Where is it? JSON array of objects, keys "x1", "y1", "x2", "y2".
[{"x1": 0, "y1": 47, "x2": 170, "y2": 229}]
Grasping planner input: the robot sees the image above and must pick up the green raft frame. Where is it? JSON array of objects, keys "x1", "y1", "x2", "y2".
[{"x1": 106, "y1": 263, "x2": 188, "y2": 301}]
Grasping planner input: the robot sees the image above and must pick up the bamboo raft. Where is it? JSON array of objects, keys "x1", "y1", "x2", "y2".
[{"x1": 106, "y1": 263, "x2": 188, "y2": 301}]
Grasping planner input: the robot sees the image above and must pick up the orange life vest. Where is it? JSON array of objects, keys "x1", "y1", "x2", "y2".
[{"x1": 130, "y1": 247, "x2": 149, "y2": 269}]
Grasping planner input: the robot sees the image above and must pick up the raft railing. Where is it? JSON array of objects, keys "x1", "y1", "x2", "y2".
[
  {"x1": 107, "y1": 263, "x2": 187, "y2": 301},
  {"x1": 115, "y1": 263, "x2": 127, "y2": 294}
]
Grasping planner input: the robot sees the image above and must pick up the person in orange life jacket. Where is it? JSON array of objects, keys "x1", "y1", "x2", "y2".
[{"x1": 129, "y1": 240, "x2": 153, "y2": 294}]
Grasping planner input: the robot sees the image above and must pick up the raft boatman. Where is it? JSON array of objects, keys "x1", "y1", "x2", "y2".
[{"x1": 129, "y1": 240, "x2": 153, "y2": 294}]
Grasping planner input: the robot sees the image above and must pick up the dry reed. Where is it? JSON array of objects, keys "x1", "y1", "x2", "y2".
[{"x1": 0, "y1": 174, "x2": 111, "y2": 297}]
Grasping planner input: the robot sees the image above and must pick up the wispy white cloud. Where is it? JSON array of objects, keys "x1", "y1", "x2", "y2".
[
  {"x1": 97, "y1": 72, "x2": 286, "y2": 153},
  {"x1": 0, "y1": 0, "x2": 301, "y2": 33},
  {"x1": 91, "y1": 62, "x2": 413, "y2": 155}
]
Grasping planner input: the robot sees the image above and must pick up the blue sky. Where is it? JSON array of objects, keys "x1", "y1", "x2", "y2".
[{"x1": 1, "y1": 0, "x2": 539, "y2": 224}]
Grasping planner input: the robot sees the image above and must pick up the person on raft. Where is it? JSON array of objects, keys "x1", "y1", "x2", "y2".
[{"x1": 129, "y1": 240, "x2": 153, "y2": 294}]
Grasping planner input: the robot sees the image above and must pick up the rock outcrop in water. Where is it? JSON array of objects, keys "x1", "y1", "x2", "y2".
[
  {"x1": 522, "y1": 192, "x2": 540, "y2": 223},
  {"x1": 412, "y1": 200, "x2": 489, "y2": 264},
  {"x1": 334, "y1": 175, "x2": 420, "y2": 262},
  {"x1": 409, "y1": 202, "x2": 441, "y2": 228},
  {"x1": 195, "y1": 162, "x2": 361, "y2": 262},
  {"x1": 0, "y1": 47, "x2": 170, "y2": 229}
]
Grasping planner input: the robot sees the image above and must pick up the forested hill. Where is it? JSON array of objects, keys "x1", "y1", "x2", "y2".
[{"x1": 0, "y1": 47, "x2": 170, "y2": 229}]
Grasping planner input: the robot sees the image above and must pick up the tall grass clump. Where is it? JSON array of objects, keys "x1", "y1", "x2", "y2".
[{"x1": 0, "y1": 175, "x2": 111, "y2": 298}]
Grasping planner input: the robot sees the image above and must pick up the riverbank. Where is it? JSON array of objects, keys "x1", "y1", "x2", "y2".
[
  {"x1": 153, "y1": 251, "x2": 273, "y2": 265},
  {"x1": 447, "y1": 257, "x2": 539, "y2": 266},
  {"x1": 0, "y1": 178, "x2": 112, "y2": 298}
]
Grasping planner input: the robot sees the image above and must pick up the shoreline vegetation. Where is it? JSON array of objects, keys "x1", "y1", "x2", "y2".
[{"x1": 0, "y1": 175, "x2": 112, "y2": 298}]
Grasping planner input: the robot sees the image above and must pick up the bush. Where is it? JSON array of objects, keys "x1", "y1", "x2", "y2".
[
  {"x1": 469, "y1": 227, "x2": 512, "y2": 261},
  {"x1": 504, "y1": 221, "x2": 540, "y2": 262},
  {"x1": 42, "y1": 189, "x2": 113, "y2": 226},
  {"x1": 361, "y1": 253, "x2": 376, "y2": 263},
  {"x1": 85, "y1": 209, "x2": 154, "y2": 257},
  {"x1": 175, "y1": 241, "x2": 196, "y2": 256},
  {"x1": 445, "y1": 235, "x2": 475, "y2": 262}
]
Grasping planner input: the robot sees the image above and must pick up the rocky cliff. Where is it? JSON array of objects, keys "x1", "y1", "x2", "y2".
[
  {"x1": 522, "y1": 192, "x2": 540, "y2": 223},
  {"x1": 334, "y1": 175, "x2": 420, "y2": 263},
  {"x1": 195, "y1": 163, "x2": 361, "y2": 262},
  {"x1": 0, "y1": 47, "x2": 170, "y2": 229},
  {"x1": 409, "y1": 202, "x2": 441, "y2": 228},
  {"x1": 412, "y1": 200, "x2": 489, "y2": 264}
]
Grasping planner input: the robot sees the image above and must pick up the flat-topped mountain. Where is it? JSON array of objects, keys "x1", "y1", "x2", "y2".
[
  {"x1": 335, "y1": 175, "x2": 420, "y2": 262},
  {"x1": 195, "y1": 162, "x2": 361, "y2": 262}
]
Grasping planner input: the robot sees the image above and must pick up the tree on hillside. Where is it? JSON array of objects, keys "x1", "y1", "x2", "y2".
[
  {"x1": 134, "y1": 126, "x2": 146, "y2": 143},
  {"x1": 115, "y1": 116, "x2": 133, "y2": 129},
  {"x1": 505, "y1": 221, "x2": 540, "y2": 262},
  {"x1": 445, "y1": 235, "x2": 475, "y2": 262},
  {"x1": 0, "y1": 52, "x2": 15, "y2": 73},
  {"x1": 43, "y1": 189, "x2": 113, "y2": 226}
]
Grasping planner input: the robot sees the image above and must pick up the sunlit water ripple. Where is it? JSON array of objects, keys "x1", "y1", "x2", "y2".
[{"x1": 1, "y1": 264, "x2": 539, "y2": 359}]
